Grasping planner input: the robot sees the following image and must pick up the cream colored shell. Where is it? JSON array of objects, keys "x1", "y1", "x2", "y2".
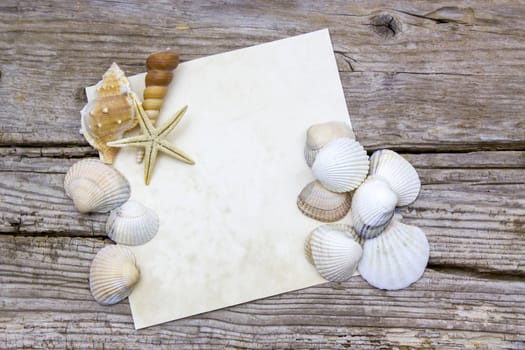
[
  {"x1": 64, "y1": 159, "x2": 130, "y2": 213},
  {"x1": 106, "y1": 200, "x2": 160, "y2": 246},
  {"x1": 297, "y1": 180, "x2": 351, "y2": 222},
  {"x1": 311, "y1": 138, "x2": 369, "y2": 193},
  {"x1": 305, "y1": 224, "x2": 362, "y2": 282},
  {"x1": 358, "y1": 219, "x2": 429, "y2": 290},
  {"x1": 351, "y1": 176, "x2": 397, "y2": 239},
  {"x1": 304, "y1": 121, "x2": 355, "y2": 167},
  {"x1": 89, "y1": 245, "x2": 140, "y2": 305}
]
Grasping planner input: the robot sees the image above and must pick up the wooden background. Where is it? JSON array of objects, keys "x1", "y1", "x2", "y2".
[{"x1": 1, "y1": 1, "x2": 524, "y2": 348}]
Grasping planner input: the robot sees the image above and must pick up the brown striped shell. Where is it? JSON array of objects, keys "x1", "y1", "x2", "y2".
[
  {"x1": 142, "y1": 50, "x2": 179, "y2": 123},
  {"x1": 297, "y1": 180, "x2": 352, "y2": 222},
  {"x1": 137, "y1": 51, "x2": 180, "y2": 163}
]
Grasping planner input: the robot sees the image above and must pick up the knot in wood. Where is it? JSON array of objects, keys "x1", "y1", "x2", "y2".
[{"x1": 371, "y1": 14, "x2": 401, "y2": 39}]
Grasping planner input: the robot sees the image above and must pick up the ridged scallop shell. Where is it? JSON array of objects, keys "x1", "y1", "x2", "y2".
[
  {"x1": 311, "y1": 138, "x2": 369, "y2": 193},
  {"x1": 80, "y1": 63, "x2": 138, "y2": 164},
  {"x1": 305, "y1": 224, "x2": 362, "y2": 282},
  {"x1": 369, "y1": 149, "x2": 421, "y2": 206},
  {"x1": 358, "y1": 219, "x2": 429, "y2": 290},
  {"x1": 351, "y1": 176, "x2": 397, "y2": 239},
  {"x1": 297, "y1": 181, "x2": 352, "y2": 222},
  {"x1": 64, "y1": 159, "x2": 130, "y2": 213},
  {"x1": 106, "y1": 200, "x2": 160, "y2": 246},
  {"x1": 304, "y1": 121, "x2": 355, "y2": 167},
  {"x1": 89, "y1": 245, "x2": 140, "y2": 305}
]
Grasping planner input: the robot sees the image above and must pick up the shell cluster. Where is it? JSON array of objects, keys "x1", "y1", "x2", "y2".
[
  {"x1": 80, "y1": 63, "x2": 138, "y2": 164},
  {"x1": 64, "y1": 159, "x2": 160, "y2": 305},
  {"x1": 72, "y1": 54, "x2": 181, "y2": 307},
  {"x1": 296, "y1": 121, "x2": 369, "y2": 224},
  {"x1": 298, "y1": 121, "x2": 429, "y2": 290}
]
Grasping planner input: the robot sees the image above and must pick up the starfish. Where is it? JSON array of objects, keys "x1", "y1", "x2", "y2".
[{"x1": 107, "y1": 94, "x2": 195, "y2": 185}]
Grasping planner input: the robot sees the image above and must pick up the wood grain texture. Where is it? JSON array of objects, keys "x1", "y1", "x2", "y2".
[
  {"x1": 0, "y1": 1, "x2": 524, "y2": 150},
  {"x1": 1, "y1": 235, "x2": 524, "y2": 349},
  {"x1": 1, "y1": 0, "x2": 525, "y2": 348},
  {"x1": 1, "y1": 151, "x2": 524, "y2": 275}
]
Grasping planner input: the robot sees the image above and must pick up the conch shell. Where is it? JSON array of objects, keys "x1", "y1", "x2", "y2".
[
  {"x1": 137, "y1": 50, "x2": 180, "y2": 163},
  {"x1": 80, "y1": 63, "x2": 138, "y2": 164}
]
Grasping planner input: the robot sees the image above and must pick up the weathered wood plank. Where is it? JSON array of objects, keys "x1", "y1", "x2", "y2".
[
  {"x1": 0, "y1": 235, "x2": 523, "y2": 349},
  {"x1": 1, "y1": 151, "x2": 524, "y2": 274},
  {"x1": 0, "y1": 1, "x2": 524, "y2": 150},
  {"x1": 345, "y1": 72, "x2": 525, "y2": 151},
  {"x1": 1, "y1": 1, "x2": 525, "y2": 348}
]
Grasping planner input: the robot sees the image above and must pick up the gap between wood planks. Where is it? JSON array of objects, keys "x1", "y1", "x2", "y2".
[{"x1": 2, "y1": 144, "x2": 525, "y2": 158}]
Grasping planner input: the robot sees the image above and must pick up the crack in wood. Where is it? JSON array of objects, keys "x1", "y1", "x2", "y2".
[
  {"x1": 428, "y1": 264, "x2": 525, "y2": 279},
  {"x1": 395, "y1": 6, "x2": 476, "y2": 25}
]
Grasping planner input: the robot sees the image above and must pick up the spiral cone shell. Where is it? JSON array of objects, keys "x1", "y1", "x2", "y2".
[{"x1": 137, "y1": 50, "x2": 180, "y2": 163}]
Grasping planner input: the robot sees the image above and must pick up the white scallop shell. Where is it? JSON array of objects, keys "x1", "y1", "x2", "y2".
[
  {"x1": 358, "y1": 219, "x2": 429, "y2": 290},
  {"x1": 297, "y1": 181, "x2": 351, "y2": 222},
  {"x1": 369, "y1": 149, "x2": 421, "y2": 206},
  {"x1": 304, "y1": 121, "x2": 355, "y2": 167},
  {"x1": 106, "y1": 200, "x2": 159, "y2": 246},
  {"x1": 305, "y1": 224, "x2": 363, "y2": 282},
  {"x1": 89, "y1": 245, "x2": 140, "y2": 305},
  {"x1": 311, "y1": 138, "x2": 369, "y2": 193},
  {"x1": 351, "y1": 176, "x2": 397, "y2": 239},
  {"x1": 64, "y1": 159, "x2": 130, "y2": 213}
]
